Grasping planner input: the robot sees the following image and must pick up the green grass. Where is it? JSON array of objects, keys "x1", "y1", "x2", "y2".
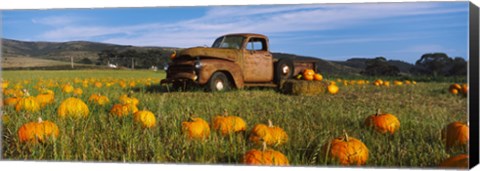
[{"x1": 1, "y1": 70, "x2": 468, "y2": 168}]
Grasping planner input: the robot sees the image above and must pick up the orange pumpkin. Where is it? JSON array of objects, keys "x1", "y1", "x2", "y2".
[
  {"x1": 212, "y1": 112, "x2": 247, "y2": 136},
  {"x1": 373, "y1": 79, "x2": 383, "y2": 86},
  {"x1": 364, "y1": 109, "x2": 400, "y2": 134},
  {"x1": 73, "y1": 88, "x2": 83, "y2": 96},
  {"x1": 182, "y1": 117, "x2": 210, "y2": 140},
  {"x1": 15, "y1": 90, "x2": 41, "y2": 113},
  {"x1": 128, "y1": 81, "x2": 136, "y2": 87},
  {"x1": 323, "y1": 131, "x2": 369, "y2": 166},
  {"x1": 94, "y1": 82, "x2": 103, "y2": 88},
  {"x1": 133, "y1": 110, "x2": 156, "y2": 128},
  {"x1": 61, "y1": 83, "x2": 74, "y2": 93},
  {"x1": 243, "y1": 142, "x2": 289, "y2": 166},
  {"x1": 461, "y1": 84, "x2": 468, "y2": 95},
  {"x1": 18, "y1": 117, "x2": 59, "y2": 143},
  {"x1": 249, "y1": 120, "x2": 288, "y2": 146},
  {"x1": 110, "y1": 103, "x2": 139, "y2": 117},
  {"x1": 119, "y1": 93, "x2": 139, "y2": 106},
  {"x1": 383, "y1": 81, "x2": 390, "y2": 87},
  {"x1": 4, "y1": 96, "x2": 21, "y2": 107},
  {"x1": 327, "y1": 83, "x2": 339, "y2": 95},
  {"x1": 439, "y1": 154, "x2": 468, "y2": 168},
  {"x1": 36, "y1": 89, "x2": 55, "y2": 107},
  {"x1": 1, "y1": 79, "x2": 9, "y2": 89},
  {"x1": 393, "y1": 80, "x2": 403, "y2": 86},
  {"x1": 313, "y1": 73, "x2": 323, "y2": 81},
  {"x1": 449, "y1": 84, "x2": 461, "y2": 95},
  {"x1": 119, "y1": 81, "x2": 127, "y2": 88},
  {"x1": 57, "y1": 97, "x2": 89, "y2": 118},
  {"x1": 303, "y1": 69, "x2": 315, "y2": 81},
  {"x1": 88, "y1": 93, "x2": 110, "y2": 106},
  {"x1": 442, "y1": 121, "x2": 468, "y2": 150}
]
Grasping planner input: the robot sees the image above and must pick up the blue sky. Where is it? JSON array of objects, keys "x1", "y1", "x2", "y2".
[{"x1": 2, "y1": 2, "x2": 469, "y2": 63}]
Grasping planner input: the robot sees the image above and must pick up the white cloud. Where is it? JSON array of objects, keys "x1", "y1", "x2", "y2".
[
  {"x1": 31, "y1": 16, "x2": 81, "y2": 26},
  {"x1": 36, "y1": 2, "x2": 468, "y2": 47}
]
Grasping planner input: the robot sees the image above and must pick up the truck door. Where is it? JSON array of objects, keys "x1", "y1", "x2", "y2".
[{"x1": 242, "y1": 37, "x2": 273, "y2": 82}]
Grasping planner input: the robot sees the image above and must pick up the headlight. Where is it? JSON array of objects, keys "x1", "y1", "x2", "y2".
[{"x1": 194, "y1": 61, "x2": 202, "y2": 69}]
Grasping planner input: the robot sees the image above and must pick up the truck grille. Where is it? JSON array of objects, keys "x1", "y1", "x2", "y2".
[{"x1": 167, "y1": 64, "x2": 195, "y2": 78}]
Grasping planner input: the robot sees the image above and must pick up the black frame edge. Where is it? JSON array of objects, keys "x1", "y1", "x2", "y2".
[{"x1": 469, "y1": 1, "x2": 480, "y2": 169}]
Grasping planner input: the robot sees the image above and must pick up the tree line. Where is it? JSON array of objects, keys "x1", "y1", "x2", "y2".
[
  {"x1": 361, "y1": 53, "x2": 467, "y2": 77},
  {"x1": 96, "y1": 49, "x2": 172, "y2": 69},
  {"x1": 96, "y1": 49, "x2": 467, "y2": 78}
]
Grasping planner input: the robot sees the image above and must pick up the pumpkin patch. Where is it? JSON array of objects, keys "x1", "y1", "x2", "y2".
[{"x1": 0, "y1": 70, "x2": 467, "y2": 168}]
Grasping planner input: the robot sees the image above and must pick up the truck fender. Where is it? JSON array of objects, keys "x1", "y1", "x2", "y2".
[{"x1": 198, "y1": 59, "x2": 245, "y2": 89}]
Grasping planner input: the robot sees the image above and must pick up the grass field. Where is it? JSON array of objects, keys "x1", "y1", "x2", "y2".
[{"x1": 0, "y1": 70, "x2": 468, "y2": 168}]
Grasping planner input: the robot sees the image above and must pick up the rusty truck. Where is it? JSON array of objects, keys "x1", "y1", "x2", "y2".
[{"x1": 160, "y1": 33, "x2": 318, "y2": 91}]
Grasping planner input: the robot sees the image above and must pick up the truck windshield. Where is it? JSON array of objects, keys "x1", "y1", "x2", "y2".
[{"x1": 212, "y1": 36, "x2": 245, "y2": 49}]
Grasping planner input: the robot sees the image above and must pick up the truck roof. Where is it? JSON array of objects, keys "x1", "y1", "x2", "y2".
[{"x1": 222, "y1": 33, "x2": 268, "y2": 39}]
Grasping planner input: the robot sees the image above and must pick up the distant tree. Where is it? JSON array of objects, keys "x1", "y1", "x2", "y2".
[
  {"x1": 414, "y1": 53, "x2": 453, "y2": 77},
  {"x1": 448, "y1": 57, "x2": 467, "y2": 76},
  {"x1": 97, "y1": 49, "x2": 119, "y2": 65},
  {"x1": 119, "y1": 49, "x2": 139, "y2": 68},
  {"x1": 97, "y1": 48, "x2": 170, "y2": 69},
  {"x1": 362, "y1": 57, "x2": 400, "y2": 76},
  {"x1": 78, "y1": 58, "x2": 93, "y2": 64}
]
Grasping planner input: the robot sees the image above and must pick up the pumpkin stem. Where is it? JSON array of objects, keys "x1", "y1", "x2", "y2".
[
  {"x1": 343, "y1": 129, "x2": 349, "y2": 142},
  {"x1": 223, "y1": 109, "x2": 228, "y2": 116},
  {"x1": 37, "y1": 117, "x2": 43, "y2": 123},
  {"x1": 23, "y1": 89, "x2": 30, "y2": 97},
  {"x1": 128, "y1": 90, "x2": 134, "y2": 97},
  {"x1": 262, "y1": 141, "x2": 267, "y2": 152},
  {"x1": 268, "y1": 119, "x2": 273, "y2": 127},
  {"x1": 376, "y1": 109, "x2": 381, "y2": 116},
  {"x1": 187, "y1": 113, "x2": 194, "y2": 122}
]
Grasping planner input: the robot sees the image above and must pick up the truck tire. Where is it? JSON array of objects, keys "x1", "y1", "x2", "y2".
[
  {"x1": 274, "y1": 59, "x2": 294, "y2": 84},
  {"x1": 206, "y1": 72, "x2": 231, "y2": 92}
]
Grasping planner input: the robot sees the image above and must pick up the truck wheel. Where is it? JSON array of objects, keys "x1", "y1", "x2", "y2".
[
  {"x1": 207, "y1": 72, "x2": 231, "y2": 92},
  {"x1": 274, "y1": 59, "x2": 294, "y2": 84}
]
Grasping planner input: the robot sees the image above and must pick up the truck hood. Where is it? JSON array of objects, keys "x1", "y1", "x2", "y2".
[{"x1": 178, "y1": 47, "x2": 241, "y2": 61}]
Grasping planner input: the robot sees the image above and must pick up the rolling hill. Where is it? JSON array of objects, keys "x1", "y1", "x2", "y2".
[
  {"x1": 1, "y1": 38, "x2": 414, "y2": 76},
  {"x1": 334, "y1": 58, "x2": 414, "y2": 74},
  {"x1": 2, "y1": 39, "x2": 176, "y2": 65}
]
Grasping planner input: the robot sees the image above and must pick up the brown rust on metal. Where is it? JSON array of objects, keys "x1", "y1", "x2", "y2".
[
  {"x1": 161, "y1": 33, "x2": 317, "y2": 90},
  {"x1": 197, "y1": 59, "x2": 245, "y2": 88},
  {"x1": 179, "y1": 47, "x2": 241, "y2": 61}
]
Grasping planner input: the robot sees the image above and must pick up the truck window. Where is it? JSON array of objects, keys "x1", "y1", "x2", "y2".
[
  {"x1": 212, "y1": 36, "x2": 245, "y2": 49},
  {"x1": 247, "y1": 38, "x2": 267, "y2": 51}
]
